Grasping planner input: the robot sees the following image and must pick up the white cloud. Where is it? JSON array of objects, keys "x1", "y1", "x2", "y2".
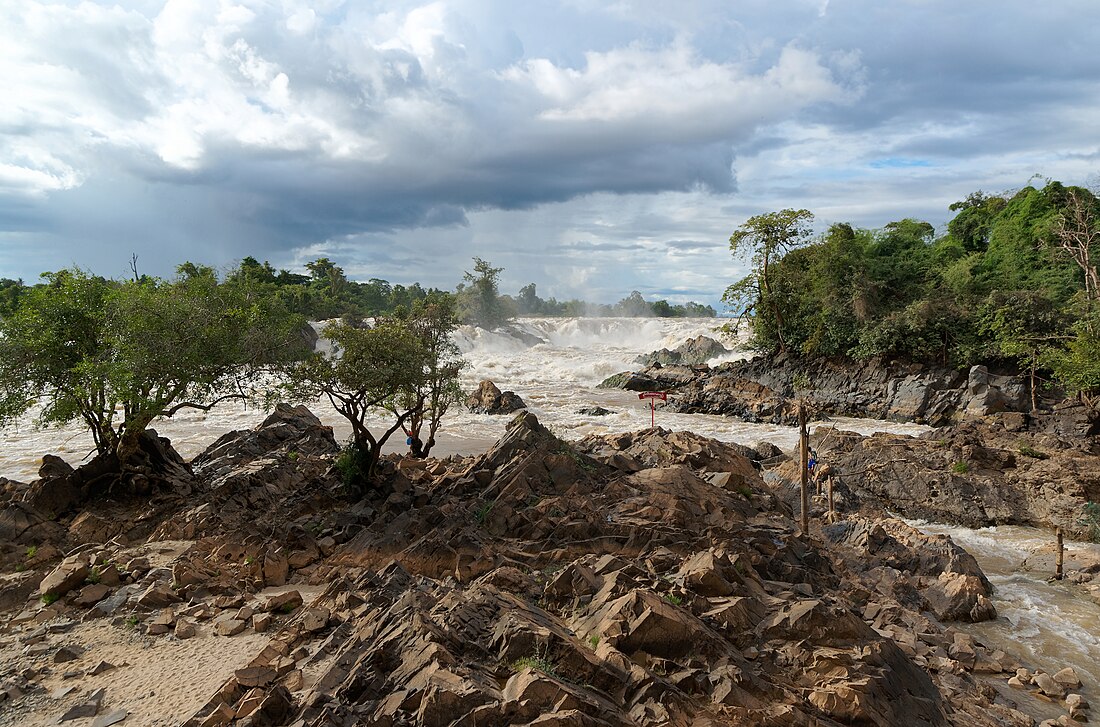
[
  {"x1": 0, "y1": 0, "x2": 1097, "y2": 307},
  {"x1": 502, "y1": 41, "x2": 857, "y2": 141}
]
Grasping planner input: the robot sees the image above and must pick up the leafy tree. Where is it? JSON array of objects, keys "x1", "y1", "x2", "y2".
[
  {"x1": 724, "y1": 209, "x2": 814, "y2": 352},
  {"x1": 947, "y1": 191, "x2": 1007, "y2": 252},
  {"x1": 283, "y1": 319, "x2": 429, "y2": 482},
  {"x1": 386, "y1": 292, "x2": 466, "y2": 458},
  {"x1": 1050, "y1": 186, "x2": 1100, "y2": 305},
  {"x1": 0, "y1": 266, "x2": 307, "y2": 478},
  {"x1": 614, "y1": 291, "x2": 651, "y2": 317},
  {"x1": 230, "y1": 256, "x2": 279, "y2": 285},
  {"x1": 516, "y1": 283, "x2": 542, "y2": 315},
  {"x1": 979, "y1": 291, "x2": 1068, "y2": 410},
  {"x1": 0, "y1": 278, "x2": 24, "y2": 318},
  {"x1": 306, "y1": 257, "x2": 350, "y2": 299},
  {"x1": 1044, "y1": 311, "x2": 1100, "y2": 406},
  {"x1": 457, "y1": 257, "x2": 514, "y2": 329}
]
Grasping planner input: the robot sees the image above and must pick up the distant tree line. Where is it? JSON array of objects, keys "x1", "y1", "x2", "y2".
[
  {"x1": 0, "y1": 262, "x2": 465, "y2": 494},
  {"x1": 725, "y1": 181, "x2": 1100, "y2": 405}
]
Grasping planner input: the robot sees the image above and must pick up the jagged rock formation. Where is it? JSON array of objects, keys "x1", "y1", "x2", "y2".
[
  {"x1": 809, "y1": 420, "x2": 1100, "y2": 535},
  {"x1": 633, "y1": 335, "x2": 728, "y2": 367},
  {"x1": 466, "y1": 380, "x2": 527, "y2": 415},
  {"x1": 601, "y1": 354, "x2": 1036, "y2": 427},
  {"x1": 0, "y1": 409, "x2": 1089, "y2": 726}
]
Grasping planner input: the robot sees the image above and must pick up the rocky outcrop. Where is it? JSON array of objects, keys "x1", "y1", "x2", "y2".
[
  {"x1": 465, "y1": 379, "x2": 527, "y2": 414},
  {"x1": 811, "y1": 421, "x2": 1100, "y2": 533},
  {"x1": 0, "y1": 411, "x2": 1064, "y2": 727},
  {"x1": 823, "y1": 517, "x2": 997, "y2": 622},
  {"x1": 165, "y1": 403, "x2": 342, "y2": 539},
  {"x1": 602, "y1": 353, "x2": 1035, "y2": 426},
  {"x1": 634, "y1": 334, "x2": 728, "y2": 367}
]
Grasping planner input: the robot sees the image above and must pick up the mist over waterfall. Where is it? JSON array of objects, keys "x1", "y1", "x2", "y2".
[{"x1": 0, "y1": 316, "x2": 925, "y2": 482}]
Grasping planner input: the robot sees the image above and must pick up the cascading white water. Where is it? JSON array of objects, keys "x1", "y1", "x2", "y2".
[
  {"x1": 0, "y1": 316, "x2": 925, "y2": 480},
  {"x1": 2, "y1": 316, "x2": 1096, "y2": 704},
  {"x1": 912, "y1": 521, "x2": 1100, "y2": 700}
]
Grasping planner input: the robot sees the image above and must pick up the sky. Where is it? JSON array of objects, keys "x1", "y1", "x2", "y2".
[{"x1": 2, "y1": 1, "x2": 1099, "y2": 309}]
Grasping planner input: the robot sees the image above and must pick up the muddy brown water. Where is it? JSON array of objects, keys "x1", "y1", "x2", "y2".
[{"x1": 914, "y1": 521, "x2": 1100, "y2": 719}]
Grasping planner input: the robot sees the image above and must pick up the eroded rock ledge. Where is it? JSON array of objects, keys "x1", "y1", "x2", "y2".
[
  {"x1": 601, "y1": 352, "x2": 1072, "y2": 429},
  {"x1": 0, "y1": 410, "x2": 1087, "y2": 726}
]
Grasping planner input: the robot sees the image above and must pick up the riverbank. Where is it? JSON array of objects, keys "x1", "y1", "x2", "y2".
[{"x1": 1, "y1": 406, "x2": 1097, "y2": 725}]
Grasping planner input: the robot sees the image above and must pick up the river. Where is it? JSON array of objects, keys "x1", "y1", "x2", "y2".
[{"x1": 2, "y1": 316, "x2": 1097, "y2": 708}]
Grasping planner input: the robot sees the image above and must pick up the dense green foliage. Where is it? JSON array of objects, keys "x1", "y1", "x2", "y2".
[
  {"x1": 457, "y1": 257, "x2": 515, "y2": 329},
  {"x1": 727, "y1": 182, "x2": 1100, "y2": 403},
  {"x1": 387, "y1": 292, "x2": 467, "y2": 458},
  {"x1": 281, "y1": 298, "x2": 464, "y2": 482},
  {"x1": 0, "y1": 266, "x2": 309, "y2": 466},
  {"x1": 207, "y1": 255, "x2": 717, "y2": 325},
  {"x1": 513, "y1": 284, "x2": 715, "y2": 318},
  {"x1": 227, "y1": 256, "x2": 446, "y2": 321}
]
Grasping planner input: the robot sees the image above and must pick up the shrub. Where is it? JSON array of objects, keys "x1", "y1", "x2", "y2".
[
  {"x1": 1017, "y1": 443, "x2": 1049, "y2": 459},
  {"x1": 1080, "y1": 502, "x2": 1100, "y2": 543}
]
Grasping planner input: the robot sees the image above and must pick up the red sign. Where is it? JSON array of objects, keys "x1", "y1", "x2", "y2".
[{"x1": 638, "y1": 391, "x2": 667, "y2": 427}]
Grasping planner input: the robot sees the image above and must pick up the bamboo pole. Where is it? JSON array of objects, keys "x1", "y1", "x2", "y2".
[
  {"x1": 1056, "y1": 527, "x2": 1064, "y2": 580},
  {"x1": 799, "y1": 403, "x2": 809, "y2": 536}
]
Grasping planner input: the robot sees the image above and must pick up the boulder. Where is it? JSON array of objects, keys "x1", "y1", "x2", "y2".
[
  {"x1": 137, "y1": 584, "x2": 181, "y2": 609},
  {"x1": 301, "y1": 607, "x2": 330, "y2": 632},
  {"x1": 0, "y1": 502, "x2": 64, "y2": 546},
  {"x1": 634, "y1": 335, "x2": 728, "y2": 367},
  {"x1": 466, "y1": 380, "x2": 527, "y2": 414},
  {"x1": 39, "y1": 555, "x2": 90, "y2": 598},
  {"x1": 1053, "y1": 667, "x2": 1082, "y2": 688},
  {"x1": 264, "y1": 590, "x2": 303, "y2": 613},
  {"x1": 74, "y1": 584, "x2": 111, "y2": 607},
  {"x1": 215, "y1": 619, "x2": 246, "y2": 636}
]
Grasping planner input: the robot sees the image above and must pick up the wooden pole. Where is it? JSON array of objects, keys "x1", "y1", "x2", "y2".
[
  {"x1": 827, "y1": 477, "x2": 834, "y2": 518},
  {"x1": 1056, "y1": 527, "x2": 1064, "y2": 580},
  {"x1": 799, "y1": 402, "x2": 809, "y2": 536}
]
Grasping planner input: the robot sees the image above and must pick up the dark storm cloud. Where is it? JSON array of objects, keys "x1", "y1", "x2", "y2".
[{"x1": 1, "y1": 0, "x2": 1097, "y2": 303}]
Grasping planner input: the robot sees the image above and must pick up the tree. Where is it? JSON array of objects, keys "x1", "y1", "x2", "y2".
[
  {"x1": 1045, "y1": 311, "x2": 1100, "y2": 407},
  {"x1": 614, "y1": 291, "x2": 651, "y2": 317},
  {"x1": 283, "y1": 319, "x2": 429, "y2": 482},
  {"x1": 724, "y1": 209, "x2": 814, "y2": 352},
  {"x1": 0, "y1": 266, "x2": 308, "y2": 481},
  {"x1": 1051, "y1": 187, "x2": 1100, "y2": 305},
  {"x1": 516, "y1": 283, "x2": 542, "y2": 315},
  {"x1": 979, "y1": 291, "x2": 1068, "y2": 411},
  {"x1": 386, "y1": 292, "x2": 466, "y2": 458},
  {"x1": 947, "y1": 191, "x2": 1006, "y2": 252},
  {"x1": 457, "y1": 257, "x2": 514, "y2": 329},
  {"x1": 0, "y1": 278, "x2": 25, "y2": 319},
  {"x1": 305, "y1": 257, "x2": 350, "y2": 299}
]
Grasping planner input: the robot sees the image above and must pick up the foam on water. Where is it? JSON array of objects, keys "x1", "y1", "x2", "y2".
[
  {"x1": 0, "y1": 316, "x2": 925, "y2": 480},
  {"x1": 911, "y1": 520, "x2": 1100, "y2": 689},
  {"x1": 4, "y1": 315, "x2": 1097, "y2": 699}
]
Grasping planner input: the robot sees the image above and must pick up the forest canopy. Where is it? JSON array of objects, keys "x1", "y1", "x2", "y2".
[{"x1": 724, "y1": 181, "x2": 1100, "y2": 400}]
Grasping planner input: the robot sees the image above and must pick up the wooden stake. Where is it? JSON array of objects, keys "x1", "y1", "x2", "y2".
[
  {"x1": 799, "y1": 402, "x2": 809, "y2": 536},
  {"x1": 1056, "y1": 527, "x2": 1064, "y2": 580},
  {"x1": 827, "y1": 477, "x2": 834, "y2": 518}
]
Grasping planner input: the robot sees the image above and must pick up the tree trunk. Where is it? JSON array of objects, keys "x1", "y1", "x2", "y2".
[
  {"x1": 1030, "y1": 357, "x2": 1038, "y2": 413},
  {"x1": 799, "y1": 403, "x2": 809, "y2": 536}
]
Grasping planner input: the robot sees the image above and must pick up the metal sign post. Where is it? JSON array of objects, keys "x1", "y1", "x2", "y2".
[{"x1": 638, "y1": 391, "x2": 668, "y2": 427}]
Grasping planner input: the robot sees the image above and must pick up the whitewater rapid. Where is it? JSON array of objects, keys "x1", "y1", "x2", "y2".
[
  {"x1": 0, "y1": 317, "x2": 926, "y2": 480},
  {"x1": 3, "y1": 316, "x2": 1097, "y2": 708}
]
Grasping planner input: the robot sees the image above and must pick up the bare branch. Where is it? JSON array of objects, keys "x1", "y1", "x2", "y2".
[{"x1": 163, "y1": 392, "x2": 247, "y2": 417}]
